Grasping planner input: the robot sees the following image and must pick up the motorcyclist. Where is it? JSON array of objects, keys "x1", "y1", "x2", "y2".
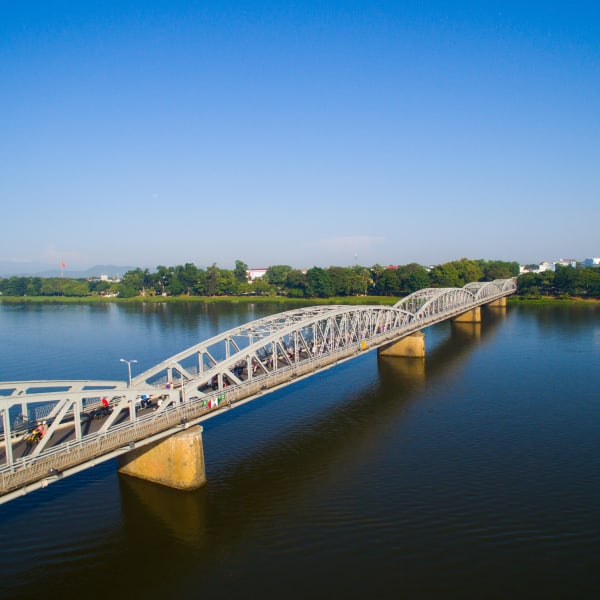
[{"x1": 32, "y1": 421, "x2": 47, "y2": 439}]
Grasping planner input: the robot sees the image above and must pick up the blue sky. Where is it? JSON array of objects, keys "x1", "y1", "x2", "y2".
[{"x1": 1, "y1": 1, "x2": 598, "y2": 272}]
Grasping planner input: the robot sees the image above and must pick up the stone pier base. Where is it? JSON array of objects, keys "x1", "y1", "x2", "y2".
[
  {"x1": 118, "y1": 426, "x2": 206, "y2": 491},
  {"x1": 487, "y1": 297, "x2": 507, "y2": 307},
  {"x1": 378, "y1": 332, "x2": 425, "y2": 358},
  {"x1": 452, "y1": 306, "x2": 481, "y2": 323}
]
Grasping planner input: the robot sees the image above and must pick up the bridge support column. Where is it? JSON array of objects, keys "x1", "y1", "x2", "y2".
[
  {"x1": 487, "y1": 297, "x2": 507, "y2": 307},
  {"x1": 118, "y1": 426, "x2": 206, "y2": 491},
  {"x1": 378, "y1": 332, "x2": 425, "y2": 358},
  {"x1": 453, "y1": 307, "x2": 481, "y2": 323}
]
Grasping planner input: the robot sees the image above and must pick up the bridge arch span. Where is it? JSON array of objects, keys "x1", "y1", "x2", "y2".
[
  {"x1": 393, "y1": 287, "x2": 477, "y2": 319},
  {"x1": 134, "y1": 278, "x2": 516, "y2": 400},
  {"x1": 463, "y1": 278, "x2": 514, "y2": 301},
  {"x1": 133, "y1": 304, "x2": 418, "y2": 397}
]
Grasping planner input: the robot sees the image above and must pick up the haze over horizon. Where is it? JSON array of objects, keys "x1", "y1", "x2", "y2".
[{"x1": 1, "y1": 1, "x2": 598, "y2": 272}]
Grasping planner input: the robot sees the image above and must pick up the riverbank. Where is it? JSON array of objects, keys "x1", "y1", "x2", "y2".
[
  {"x1": 1, "y1": 294, "x2": 598, "y2": 306},
  {"x1": 0, "y1": 294, "x2": 399, "y2": 306},
  {"x1": 509, "y1": 295, "x2": 600, "y2": 305},
  {"x1": 0, "y1": 296, "x2": 600, "y2": 306}
]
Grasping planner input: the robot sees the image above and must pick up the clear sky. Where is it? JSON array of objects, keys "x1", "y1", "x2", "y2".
[{"x1": 1, "y1": 1, "x2": 598, "y2": 272}]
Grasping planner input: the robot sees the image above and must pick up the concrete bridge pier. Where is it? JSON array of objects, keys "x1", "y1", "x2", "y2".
[
  {"x1": 378, "y1": 331, "x2": 425, "y2": 358},
  {"x1": 118, "y1": 426, "x2": 206, "y2": 491},
  {"x1": 452, "y1": 306, "x2": 481, "y2": 323},
  {"x1": 487, "y1": 297, "x2": 507, "y2": 307}
]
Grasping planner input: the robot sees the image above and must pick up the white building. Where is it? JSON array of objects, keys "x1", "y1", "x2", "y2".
[
  {"x1": 554, "y1": 258, "x2": 577, "y2": 268},
  {"x1": 246, "y1": 268, "x2": 268, "y2": 282},
  {"x1": 537, "y1": 261, "x2": 554, "y2": 272},
  {"x1": 583, "y1": 258, "x2": 600, "y2": 267}
]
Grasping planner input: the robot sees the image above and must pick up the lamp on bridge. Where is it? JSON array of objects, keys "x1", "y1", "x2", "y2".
[{"x1": 120, "y1": 358, "x2": 138, "y2": 388}]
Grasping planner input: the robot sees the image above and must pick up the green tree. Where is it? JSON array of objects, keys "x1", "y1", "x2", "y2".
[
  {"x1": 25, "y1": 277, "x2": 43, "y2": 296},
  {"x1": 579, "y1": 267, "x2": 600, "y2": 296},
  {"x1": 285, "y1": 269, "x2": 307, "y2": 297},
  {"x1": 478, "y1": 259, "x2": 519, "y2": 280},
  {"x1": 176, "y1": 263, "x2": 199, "y2": 295},
  {"x1": 216, "y1": 269, "x2": 237, "y2": 295},
  {"x1": 404, "y1": 267, "x2": 430, "y2": 293},
  {"x1": 0, "y1": 276, "x2": 28, "y2": 296},
  {"x1": 453, "y1": 258, "x2": 484, "y2": 285},
  {"x1": 373, "y1": 268, "x2": 401, "y2": 296},
  {"x1": 264, "y1": 265, "x2": 292, "y2": 295},
  {"x1": 369, "y1": 264, "x2": 385, "y2": 292},
  {"x1": 234, "y1": 260, "x2": 249, "y2": 284},
  {"x1": 89, "y1": 279, "x2": 110, "y2": 295},
  {"x1": 251, "y1": 278, "x2": 276, "y2": 296},
  {"x1": 518, "y1": 271, "x2": 555, "y2": 296},
  {"x1": 554, "y1": 265, "x2": 600, "y2": 297},
  {"x1": 118, "y1": 283, "x2": 138, "y2": 298},
  {"x1": 348, "y1": 266, "x2": 371, "y2": 295},
  {"x1": 204, "y1": 264, "x2": 219, "y2": 296},
  {"x1": 192, "y1": 268, "x2": 207, "y2": 295},
  {"x1": 154, "y1": 265, "x2": 171, "y2": 295},
  {"x1": 328, "y1": 266, "x2": 352, "y2": 296},
  {"x1": 167, "y1": 272, "x2": 185, "y2": 296},
  {"x1": 62, "y1": 280, "x2": 90, "y2": 297},
  {"x1": 306, "y1": 267, "x2": 333, "y2": 298},
  {"x1": 428, "y1": 258, "x2": 483, "y2": 287},
  {"x1": 40, "y1": 278, "x2": 65, "y2": 296},
  {"x1": 429, "y1": 263, "x2": 461, "y2": 287},
  {"x1": 120, "y1": 268, "x2": 146, "y2": 296}
]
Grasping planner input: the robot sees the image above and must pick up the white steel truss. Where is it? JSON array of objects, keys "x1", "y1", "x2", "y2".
[{"x1": 0, "y1": 278, "x2": 516, "y2": 502}]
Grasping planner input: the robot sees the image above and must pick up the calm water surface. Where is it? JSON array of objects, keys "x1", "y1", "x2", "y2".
[{"x1": 0, "y1": 301, "x2": 599, "y2": 599}]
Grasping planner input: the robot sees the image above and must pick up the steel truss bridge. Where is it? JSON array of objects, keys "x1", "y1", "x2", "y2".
[{"x1": 0, "y1": 278, "x2": 516, "y2": 503}]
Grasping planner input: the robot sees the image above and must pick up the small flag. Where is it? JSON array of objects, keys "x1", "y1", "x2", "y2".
[{"x1": 61, "y1": 261, "x2": 65, "y2": 268}]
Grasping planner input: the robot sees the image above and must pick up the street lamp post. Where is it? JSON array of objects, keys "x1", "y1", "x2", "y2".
[{"x1": 120, "y1": 358, "x2": 138, "y2": 388}]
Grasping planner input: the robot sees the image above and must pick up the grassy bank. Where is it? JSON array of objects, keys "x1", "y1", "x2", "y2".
[
  {"x1": 508, "y1": 295, "x2": 600, "y2": 305},
  {"x1": 1, "y1": 294, "x2": 596, "y2": 306}
]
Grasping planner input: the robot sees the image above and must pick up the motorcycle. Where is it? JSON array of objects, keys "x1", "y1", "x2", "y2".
[
  {"x1": 24, "y1": 428, "x2": 43, "y2": 451},
  {"x1": 82, "y1": 405, "x2": 113, "y2": 421}
]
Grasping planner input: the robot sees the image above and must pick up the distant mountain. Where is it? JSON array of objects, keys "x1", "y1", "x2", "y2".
[
  {"x1": 0, "y1": 262, "x2": 136, "y2": 278},
  {"x1": 65, "y1": 265, "x2": 136, "y2": 279},
  {"x1": 0, "y1": 260, "x2": 50, "y2": 277}
]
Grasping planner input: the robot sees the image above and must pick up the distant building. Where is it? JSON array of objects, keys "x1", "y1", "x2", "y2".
[
  {"x1": 90, "y1": 274, "x2": 121, "y2": 283},
  {"x1": 554, "y1": 258, "x2": 577, "y2": 268},
  {"x1": 246, "y1": 268, "x2": 268, "y2": 283},
  {"x1": 537, "y1": 261, "x2": 554, "y2": 273},
  {"x1": 584, "y1": 258, "x2": 600, "y2": 267}
]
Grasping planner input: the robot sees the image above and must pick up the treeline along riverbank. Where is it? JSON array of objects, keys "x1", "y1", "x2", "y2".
[{"x1": 1, "y1": 257, "x2": 598, "y2": 301}]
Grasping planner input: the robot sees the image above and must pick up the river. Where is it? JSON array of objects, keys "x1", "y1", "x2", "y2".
[{"x1": 0, "y1": 300, "x2": 599, "y2": 599}]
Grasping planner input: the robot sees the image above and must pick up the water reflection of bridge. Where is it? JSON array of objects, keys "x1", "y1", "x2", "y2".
[{"x1": 0, "y1": 279, "x2": 516, "y2": 504}]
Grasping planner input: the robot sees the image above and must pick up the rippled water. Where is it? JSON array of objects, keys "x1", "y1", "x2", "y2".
[{"x1": 0, "y1": 301, "x2": 599, "y2": 599}]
